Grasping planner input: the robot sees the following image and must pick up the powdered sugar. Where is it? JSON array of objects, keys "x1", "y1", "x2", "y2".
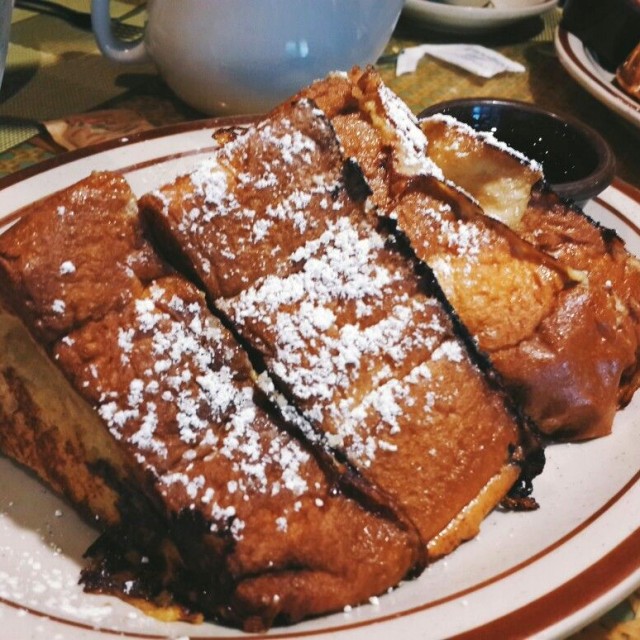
[
  {"x1": 221, "y1": 214, "x2": 462, "y2": 467},
  {"x1": 56, "y1": 281, "x2": 317, "y2": 541},
  {"x1": 149, "y1": 108, "x2": 345, "y2": 299},
  {"x1": 51, "y1": 299, "x2": 65, "y2": 314},
  {"x1": 59, "y1": 261, "x2": 76, "y2": 275},
  {"x1": 377, "y1": 84, "x2": 444, "y2": 180},
  {"x1": 140, "y1": 99, "x2": 510, "y2": 549}
]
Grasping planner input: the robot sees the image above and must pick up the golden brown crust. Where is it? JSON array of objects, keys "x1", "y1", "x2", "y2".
[
  {"x1": 0, "y1": 172, "x2": 423, "y2": 629},
  {"x1": 142, "y1": 103, "x2": 349, "y2": 300},
  {"x1": 0, "y1": 172, "x2": 168, "y2": 346},
  {"x1": 142, "y1": 98, "x2": 537, "y2": 559},
  {"x1": 420, "y1": 109, "x2": 640, "y2": 440},
  {"x1": 0, "y1": 307, "x2": 127, "y2": 526},
  {"x1": 302, "y1": 67, "x2": 639, "y2": 441},
  {"x1": 505, "y1": 186, "x2": 640, "y2": 439}
]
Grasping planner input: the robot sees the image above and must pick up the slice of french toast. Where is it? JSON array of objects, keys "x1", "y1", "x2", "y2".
[
  {"x1": 140, "y1": 99, "x2": 543, "y2": 560},
  {"x1": 297, "y1": 67, "x2": 640, "y2": 441},
  {"x1": 0, "y1": 171, "x2": 424, "y2": 630},
  {"x1": 422, "y1": 111, "x2": 640, "y2": 439}
]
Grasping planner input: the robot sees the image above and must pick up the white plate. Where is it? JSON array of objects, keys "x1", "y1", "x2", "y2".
[
  {"x1": 555, "y1": 27, "x2": 640, "y2": 133},
  {"x1": 402, "y1": 0, "x2": 559, "y2": 34},
  {"x1": 0, "y1": 123, "x2": 639, "y2": 640}
]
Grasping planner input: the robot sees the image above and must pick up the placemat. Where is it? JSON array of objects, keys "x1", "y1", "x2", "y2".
[{"x1": 0, "y1": 0, "x2": 149, "y2": 154}]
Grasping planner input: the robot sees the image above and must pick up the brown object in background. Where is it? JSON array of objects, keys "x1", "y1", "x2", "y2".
[
  {"x1": 560, "y1": 0, "x2": 640, "y2": 72},
  {"x1": 617, "y1": 42, "x2": 640, "y2": 101},
  {"x1": 44, "y1": 109, "x2": 154, "y2": 151}
]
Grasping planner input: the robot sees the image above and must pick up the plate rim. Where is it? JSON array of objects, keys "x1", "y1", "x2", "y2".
[
  {"x1": 0, "y1": 114, "x2": 254, "y2": 194},
  {"x1": 555, "y1": 27, "x2": 640, "y2": 131}
]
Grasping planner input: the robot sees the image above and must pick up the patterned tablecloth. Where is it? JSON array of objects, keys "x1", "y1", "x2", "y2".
[{"x1": 0, "y1": 2, "x2": 638, "y2": 638}]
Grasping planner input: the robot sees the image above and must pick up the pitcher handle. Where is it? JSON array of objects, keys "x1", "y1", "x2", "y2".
[{"x1": 91, "y1": 0, "x2": 150, "y2": 64}]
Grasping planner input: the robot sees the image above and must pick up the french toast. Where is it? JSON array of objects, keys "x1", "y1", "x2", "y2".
[
  {"x1": 422, "y1": 112, "x2": 640, "y2": 439},
  {"x1": 0, "y1": 172, "x2": 424, "y2": 630},
  {"x1": 617, "y1": 41, "x2": 640, "y2": 101},
  {"x1": 297, "y1": 68, "x2": 640, "y2": 441},
  {"x1": 2, "y1": 68, "x2": 635, "y2": 631},
  {"x1": 140, "y1": 99, "x2": 543, "y2": 560}
]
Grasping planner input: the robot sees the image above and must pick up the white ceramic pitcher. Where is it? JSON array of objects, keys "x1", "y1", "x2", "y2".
[{"x1": 91, "y1": 0, "x2": 404, "y2": 115}]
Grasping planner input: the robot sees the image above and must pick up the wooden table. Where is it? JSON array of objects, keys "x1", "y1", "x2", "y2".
[{"x1": 0, "y1": 2, "x2": 638, "y2": 639}]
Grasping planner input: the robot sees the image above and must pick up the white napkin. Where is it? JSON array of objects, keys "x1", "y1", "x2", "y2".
[{"x1": 396, "y1": 44, "x2": 525, "y2": 78}]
